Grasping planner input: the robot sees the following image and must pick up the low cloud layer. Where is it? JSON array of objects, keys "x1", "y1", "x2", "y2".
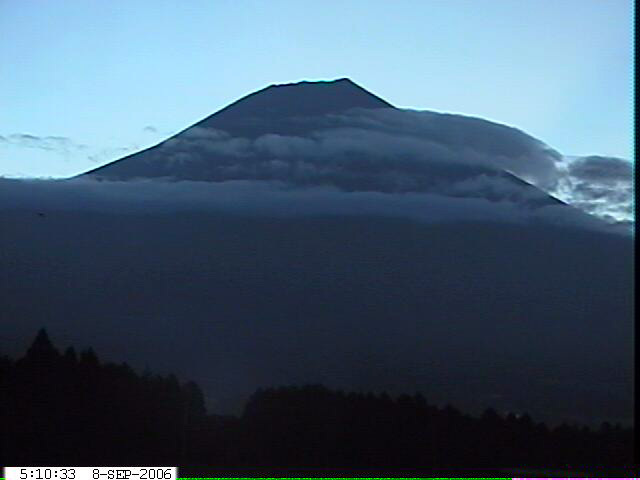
[{"x1": 0, "y1": 177, "x2": 628, "y2": 235}]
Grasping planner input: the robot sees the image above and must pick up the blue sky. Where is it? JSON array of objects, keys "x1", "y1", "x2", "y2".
[{"x1": 0, "y1": 0, "x2": 633, "y2": 178}]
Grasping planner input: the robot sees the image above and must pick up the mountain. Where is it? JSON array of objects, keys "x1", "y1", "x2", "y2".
[
  {"x1": 0, "y1": 79, "x2": 632, "y2": 427},
  {"x1": 80, "y1": 78, "x2": 566, "y2": 211}
]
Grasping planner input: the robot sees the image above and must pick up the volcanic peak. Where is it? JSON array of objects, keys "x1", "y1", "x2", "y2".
[{"x1": 207, "y1": 77, "x2": 394, "y2": 124}]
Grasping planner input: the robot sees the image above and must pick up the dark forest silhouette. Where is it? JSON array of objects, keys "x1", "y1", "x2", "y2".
[{"x1": 0, "y1": 329, "x2": 633, "y2": 470}]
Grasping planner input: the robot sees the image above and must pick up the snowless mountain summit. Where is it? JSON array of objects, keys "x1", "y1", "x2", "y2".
[{"x1": 209, "y1": 77, "x2": 395, "y2": 123}]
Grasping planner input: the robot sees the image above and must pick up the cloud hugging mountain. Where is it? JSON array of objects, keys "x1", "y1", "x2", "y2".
[{"x1": 77, "y1": 78, "x2": 631, "y2": 227}]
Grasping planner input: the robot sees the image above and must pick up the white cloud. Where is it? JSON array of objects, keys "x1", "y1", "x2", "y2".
[{"x1": 550, "y1": 156, "x2": 633, "y2": 223}]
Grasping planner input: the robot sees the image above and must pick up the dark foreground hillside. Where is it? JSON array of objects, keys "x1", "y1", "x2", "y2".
[
  {"x1": 0, "y1": 330, "x2": 633, "y2": 474},
  {"x1": 1, "y1": 210, "x2": 633, "y2": 426}
]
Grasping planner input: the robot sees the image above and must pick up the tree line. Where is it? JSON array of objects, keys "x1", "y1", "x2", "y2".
[{"x1": 0, "y1": 329, "x2": 633, "y2": 470}]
